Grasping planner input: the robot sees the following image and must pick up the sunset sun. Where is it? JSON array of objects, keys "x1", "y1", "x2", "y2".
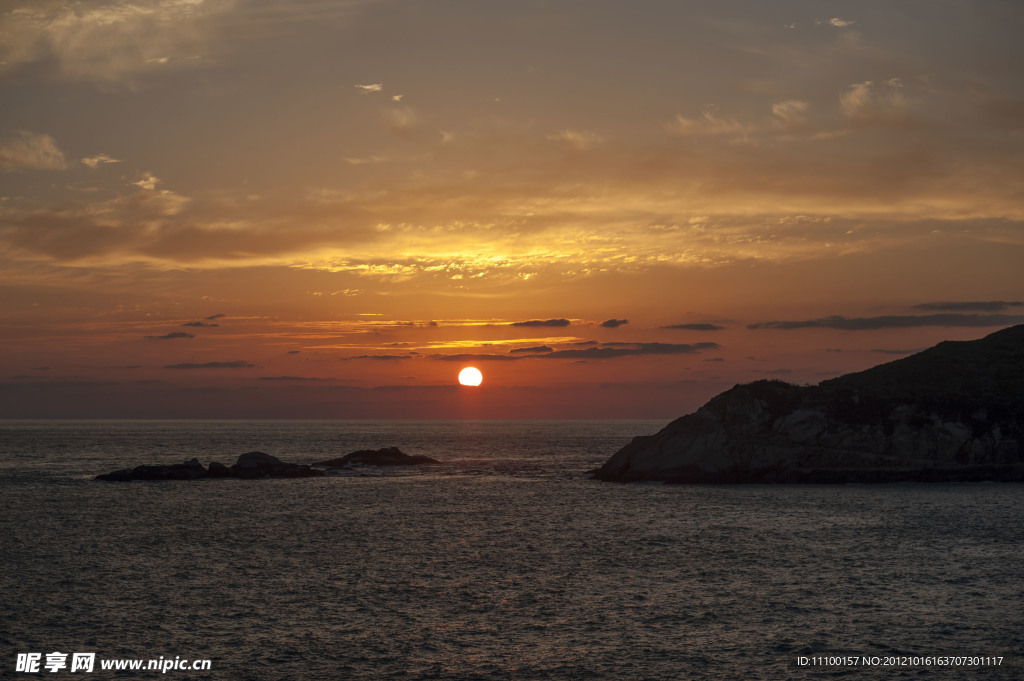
[{"x1": 458, "y1": 367, "x2": 483, "y2": 386}]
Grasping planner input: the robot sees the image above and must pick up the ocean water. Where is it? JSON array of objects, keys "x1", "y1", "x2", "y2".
[{"x1": 1, "y1": 420, "x2": 1021, "y2": 680}]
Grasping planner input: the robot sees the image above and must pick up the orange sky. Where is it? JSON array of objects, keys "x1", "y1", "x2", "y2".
[{"x1": 1, "y1": 0, "x2": 1022, "y2": 418}]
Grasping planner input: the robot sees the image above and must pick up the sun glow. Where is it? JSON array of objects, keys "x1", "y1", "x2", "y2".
[{"x1": 458, "y1": 366, "x2": 483, "y2": 386}]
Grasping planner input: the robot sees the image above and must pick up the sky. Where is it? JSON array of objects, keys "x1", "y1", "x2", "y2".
[{"x1": 1, "y1": 0, "x2": 1022, "y2": 419}]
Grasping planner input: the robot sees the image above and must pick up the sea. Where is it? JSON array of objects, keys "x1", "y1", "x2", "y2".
[{"x1": 1, "y1": 420, "x2": 1021, "y2": 680}]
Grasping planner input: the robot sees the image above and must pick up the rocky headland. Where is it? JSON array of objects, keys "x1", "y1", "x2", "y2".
[{"x1": 594, "y1": 325, "x2": 1024, "y2": 483}]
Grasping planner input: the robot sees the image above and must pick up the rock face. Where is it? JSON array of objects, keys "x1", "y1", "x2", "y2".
[
  {"x1": 594, "y1": 325, "x2": 1024, "y2": 483},
  {"x1": 314, "y1": 447, "x2": 439, "y2": 468},
  {"x1": 96, "y1": 452, "x2": 325, "y2": 481}
]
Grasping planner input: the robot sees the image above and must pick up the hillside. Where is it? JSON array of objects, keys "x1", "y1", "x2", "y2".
[{"x1": 593, "y1": 325, "x2": 1024, "y2": 483}]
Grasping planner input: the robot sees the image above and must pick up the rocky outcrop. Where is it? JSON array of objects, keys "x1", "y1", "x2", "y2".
[
  {"x1": 594, "y1": 325, "x2": 1024, "y2": 483},
  {"x1": 96, "y1": 457, "x2": 210, "y2": 481},
  {"x1": 96, "y1": 452, "x2": 325, "y2": 481},
  {"x1": 314, "y1": 447, "x2": 439, "y2": 468},
  {"x1": 229, "y1": 451, "x2": 325, "y2": 479}
]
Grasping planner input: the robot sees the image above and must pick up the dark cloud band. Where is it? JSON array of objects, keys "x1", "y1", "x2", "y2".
[
  {"x1": 510, "y1": 318, "x2": 570, "y2": 327},
  {"x1": 164, "y1": 360, "x2": 254, "y2": 369},
  {"x1": 748, "y1": 314, "x2": 1024, "y2": 330}
]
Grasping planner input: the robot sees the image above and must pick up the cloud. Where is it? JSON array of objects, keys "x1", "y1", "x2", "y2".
[
  {"x1": 429, "y1": 341, "x2": 720, "y2": 362},
  {"x1": 143, "y1": 331, "x2": 194, "y2": 340},
  {"x1": 828, "y1": 18, "x2": 855, "y2": 27},
  {"x1": 355, "y1": 83, "x2": 383, "y2": 92},
  {"x1": 430, "y1": 353, "x2": 521, "y2": 362},
  {"x1": 349, "y1": 354, "x2": 413, "y2": 360},
  {"x1": 382, "y1": 106, "x2": 418, "y2": 132},
  {"x1": 539, "y1": 342, "x2": 718, "y2": 359},
  {"x1": 3, "y1": 85, "x2": 1021, "y2": 278},
  {"x1": 548, "y1": 129, "x2": 604, "y2": 150},
  {"x1": 164, "y1": 360, "x2": 254, "y2": 369},
  {"x1": 345, "y1": 155, "x2": 389, "y2": 165},
  {"x1": 423, "y1": 337, "x2": 712, "y2": 360},
  {"x1": 510, "y1": 345, "x2": 552, "y2": 354},
  {"x1": 81, "y1": 153, "x2": 121, "y2": 169},
  {"x1": 511, "y1": 318, "x2": 570, "y2": 327},
  {"x1": 600, "y1": 319, "x2": 629, "y2": 328},
  {"x1": 840, "y1": 80, "x2": 911, "y2": 125},
  {"x1": 669, "y1": 106, "x2": 751, "y2": 137},
  {"x1": 771, "y1": 100, "x2": 808, "y2": 129},
  {"x1": 0, "y1": 131, "x2": 67, "y2": 171},
  {"x1": 182, "y1": 321, "x2": 219, "y2": 327},
  {"x1": 1, "y1": 379, "x2": 116, "y2": 389},
  {"x1": 913, "y1": 301, "x2": 1023, "y2": 312},
  {"x1": 662, "y1": 323, "x2": 724, "y2": 331},
  {"x1": 132, "y1": 172, "x2": 160, "y2": 190},
  {"x1": 205, "y1": 313, "x2": 226, "y2": 320},
  {"x1": 0, "y1": 0, "x2": 235, "y2": 84},
  {"x1": 259, "y1": 376, "x2": 326, "y2": 381},
  {"x1": 748, "y1": 314, "x2": 1024, "y2": 330},
  {"x1": 287, "y1": 350, "x2": 301, "y2": 354}
]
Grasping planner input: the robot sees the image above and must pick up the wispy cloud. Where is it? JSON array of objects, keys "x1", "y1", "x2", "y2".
[
  {"x1": 182, "y1": 321, "x2": 219, "y2": 327},
  {"x1": 662, "y1": 323, "x2": 724, "y2": 331},
  {"x1": 547, "y1": 129, "x2": 604, "y2": 150},
  {"x1": 382, "y1": 106, "x2": 418, "y2": 132},
  {"x1": 669, "y1": 106, "x2": 751, "y2": 137},
  {"x1": 913, "y1": 301, "x2": 1023, "y2": 312},
  {"x1": 748, "y1": 314, "x2": 1024, "y2": 330},
  {"x1": 0, "y1": 131, "x2": 67, "y2": 171},
  {"x1": 164, "y1": 360, "x2": 254, "y2": 369},
  {"x1": 0, "y1": 0, "x2": 236, "y2": 84},
  {"x1": 131, "y1": 172, "x2": 160, "y2": 190},
  {"x1": 430, "y1": 341, "x2": 718, "y2": 361},
  {"x1": 771, "y1": 100, "x2": 809, "y2": 129},
  {"x1": 600, "y1": 319, "x2": 628, "y2": 328},
  {"x1": 540, "y1": 342, "x2": 719, "y2": 359},
  {"x1": 429, "y1": 353, "x2": 521, "y2": 362},
  {"x1": 144, "y1": 331, "x2": 194, "y2": 340},
  {"x1": 840, "y1": 80, "x2": 912, "y2": 126},
  {"x1": 510, "y1": 318, "x2": 571, "y2": 327},
  {"x1": 817, "y1": 17, "x2": 856, "y2": 28},
  {"x1": 345, "y1": 155, "x2": 389, "y2": 165},
  {"x1": 355, "y1": 83, "x2": 383, "y2": 92},
  {"x1": 81, "y1": 153, "x2": 121, "y2": 168},
  {"x1": 510, "y1": 345, "x2": 552, "y2": 354}
]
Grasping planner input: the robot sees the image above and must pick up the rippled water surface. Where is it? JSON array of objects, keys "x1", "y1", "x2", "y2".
[{"x1": 1, "y1": 420, "x2": 1021, "y2": 680}]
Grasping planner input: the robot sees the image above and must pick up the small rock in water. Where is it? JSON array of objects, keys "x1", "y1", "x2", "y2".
[
  {"x1": 314, "y1": 447, "x2": 439, "y2": 468},
  {"x1": 96, "y1": 452, "x2": 325, "y2": 481}
]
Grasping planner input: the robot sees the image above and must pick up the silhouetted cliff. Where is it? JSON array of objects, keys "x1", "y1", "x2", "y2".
[{"x1": 594, "y1": 325, "x2": 1024, "y2": 483}]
